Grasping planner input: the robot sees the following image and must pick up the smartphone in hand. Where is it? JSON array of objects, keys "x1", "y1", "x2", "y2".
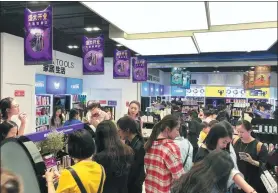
[{"x1": 239, "y1": 152, "x2": 248, "y2": 159}]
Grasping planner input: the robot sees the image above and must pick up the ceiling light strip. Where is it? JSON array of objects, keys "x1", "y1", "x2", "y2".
[
  {"x1": 204, "y1": 2, "x2": 211, "y2": 30},
  {"x1": 191, "y1": 36, "x2": 201, "y2": 53}
]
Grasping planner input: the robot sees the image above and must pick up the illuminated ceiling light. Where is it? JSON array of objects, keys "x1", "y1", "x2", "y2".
[
  {"x1": 112, "y1": 37, "x2": 198, "y2": 56},
  {"x1": 73, "y1": 45, "x2": 79, "y2": 49},
  {"x1": 68, "y1": 45, "x2": 73, "y2": 49},
  {"x1": 84, "y1": 27, "x2": 101, "y2": 32},
  {"x1": 250, "y1": 67, "x2": 255, "y2": 69},
  {"x1": 194, "y1": 28, "x2": 277, "y2": 52},
  {"x1": 209, "y1": 2, "x2": 277, "y2": 25},
  {"x1": 116, "y1": 44, "x2": 123, "y2": 47},
  {"x1": 82, "y1": 2, "x2": 208, "y2": 34},
  {"x1": 135, "y1": 53, "x2": 140, "y2": 56}
]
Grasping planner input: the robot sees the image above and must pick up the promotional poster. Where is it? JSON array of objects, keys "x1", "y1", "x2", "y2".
[
  {"x1": 171, "y1": 68, "x2": 183, "y2": 86},
  {"x1": 82, "y1": 35, "x2": 104, "y2": 75},
  {"x1": 248, "y1": 71, "x2": 255, "y2": 89},
  {"x1": 254, "y1": 66, "x2": 271, "y2": 88},
  {"x1": 181, "y1": 71, "x2": 191, "y2": 89},
  {"x1": 46, "y1": 75, "x2": 66, "y2": 95},
  {"x1": 113, "y1": 49, "x2": 131, "y2": 79},
  {"x1": 24, "y1": 5, "x2": 53, "y2": 65},
  {"x1": 243, "y1": 73, "x2": 249, "y2": 90},
  {"x1": 132, "y1": 58, "x2": 148, "y2": 82}
]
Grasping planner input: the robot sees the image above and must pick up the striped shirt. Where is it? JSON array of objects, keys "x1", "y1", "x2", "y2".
[{"x1": 144, "y1": 139, "x2": 185, "y2": 193}]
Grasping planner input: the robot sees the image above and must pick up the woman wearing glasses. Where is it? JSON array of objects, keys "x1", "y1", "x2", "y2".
[{"x1": 0, "y1": 97, "x2": 27, "y2": 136}]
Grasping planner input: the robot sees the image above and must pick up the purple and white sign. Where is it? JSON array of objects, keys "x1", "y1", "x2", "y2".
[
  {"x1": 113, "y1": 49, "x2": 130, "y2": 79},
  {"x1": 25, "y1": 123, "x2": 84, "y2": 142},
  {"x1": 132, "y1": 57, "x2": 148, "y2": 82},
  {"x1": 46, "y1": 75, "x2": 66, "y2": 95},
  {"x1": 82, "y1": 36, "x2": 104, "y2": 75},
  {"x1": 24, "y1": 5, "x2": 52, "y2": 65}
]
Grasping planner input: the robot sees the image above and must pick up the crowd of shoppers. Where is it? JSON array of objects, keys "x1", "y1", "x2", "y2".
[{"x1": 1, "y1": 98, "x2": 276, "y2": 193}]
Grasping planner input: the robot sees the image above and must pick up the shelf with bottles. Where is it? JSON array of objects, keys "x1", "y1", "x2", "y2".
[
  {"x1": 253, "y1": 125, "x2": 278, "y2": 135},
  {"x1": 226, "y1": 98, "x2": 249, "y2": 108},
  {"x1": 231, "y1": 108, "x2": 243, "y2": 117},
  {"x1": 184, "y1": 96, "x2": 205, "y2": 103}
]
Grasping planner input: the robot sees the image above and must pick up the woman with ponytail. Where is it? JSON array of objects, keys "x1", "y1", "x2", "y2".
[
  {"x1": 117, "y1": 116, "x2": 145, "y2": 193},
  {"x1": 144, "y1": 115, "x2": 185, "y2": 193},
  {"x1": 0, "y1": 97, "x2": 27, "y2": 136}
]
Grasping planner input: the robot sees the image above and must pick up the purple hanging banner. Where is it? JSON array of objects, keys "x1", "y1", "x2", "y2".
[
  {"x1": 132, "y1": 57, "x2": 148, "y2": 82},
  {"x1": 24, "y1": 5, "x2": 53, "y2": 65},
  {"x1": 113, "y1": 49, "x2": 131, "y2": 79},
  {"x1": 82, "y1": 36, "x2": 104, "y2": 75}
]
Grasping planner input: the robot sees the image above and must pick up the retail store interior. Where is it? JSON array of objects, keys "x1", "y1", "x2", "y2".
[{"x1": 0, "y1": 1, "x2": 277, "y2": 193}]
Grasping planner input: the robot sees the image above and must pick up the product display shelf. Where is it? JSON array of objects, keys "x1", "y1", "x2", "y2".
[
  {"x1": 35, "y1": 94, "x2": 52, "y2": 132},
  {"x1": 252, "y1": 119, "x2": 278, "y2": 153}
]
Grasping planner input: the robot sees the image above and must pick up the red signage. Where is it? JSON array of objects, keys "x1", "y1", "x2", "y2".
[
  {"x1": 14, "y1": 90, "x2": 25, "y2": 97},
  {"x1": 99, "y1": 100, "x2": 107, "y2": 105}
]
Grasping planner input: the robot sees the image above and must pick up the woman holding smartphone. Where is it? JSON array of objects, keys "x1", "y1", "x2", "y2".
[{"x1": 233, "y1": 120, "x2": 268, "y2": 193}]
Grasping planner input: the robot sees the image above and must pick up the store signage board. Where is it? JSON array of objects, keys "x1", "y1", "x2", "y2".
[
  {"x1": 246, "y1": 88, "x2": 270, "y2": 99},
  {"x1": 186, "y1": 86, "x2": 205, "y2": 97},
  {"x1": 14, "y1": 90, "x2": 25, "y2": 97},
  {"x1": 108, "y1": 100, "x2": 117, "y2": 106},
  {"x1": 24, "y1": 5, "x2": 53, "y2": 65},
  {"x1": 226, "y1": 87, "x2": 246, "y2": 98},
  {"x1": 25, "y1": 123, "x2": 84, "y2": 142},
  {"x1": 141, "y1": 82, "x2": 149, "y2": 97},
  {"x1": 82, "y1": 35, "x2": 105, "y2": 75},
  {"x1": 46, "y1": 75, "x2": 66, "y2": 94},
  {"x1": 132, "y1": 57, "x2": 148, "y2": 82},
  {"x1": 254, "y1": 66, "x2": 271, "y2": 88},
  {"x1": 35, "y1": 74, "x2": 47, "y2": 94},
  {"x1": 171, "y1": 68, "x2": 183, "y2": 86},
  {"x1": 205, "y1": 86, "x2": 226, "y2": 98},
  {"x1": 66, "y1": 78, "x2": 83, "y2": 94},
  {"x1": 171, "y1": 86, "x2": 186, "y2": 96},
  {"x1": 113, "y1": 49, "x2": 131, "y2": 79}
]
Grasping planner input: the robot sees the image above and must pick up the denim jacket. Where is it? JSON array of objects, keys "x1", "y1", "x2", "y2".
[{"x1": 174, "y1": 136, "x2": 193, "y2": 172}]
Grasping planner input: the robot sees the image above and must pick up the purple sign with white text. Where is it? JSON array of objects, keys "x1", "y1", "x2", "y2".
[
  {"x1": 46, "y1": 75, "x2": 66, "y2": 94},
  {"x1": 113, "y1": 49, "x2": 130, "y2": 79},
  {"x1": 82, "y1": 36, "x2": 104, "y2": 75},
  {"x1": 132, "y1": 57, "x2": 148, "y2": 82},
  {"x1": 24, "y1": 5, "x2": 52, "y2": 65}
]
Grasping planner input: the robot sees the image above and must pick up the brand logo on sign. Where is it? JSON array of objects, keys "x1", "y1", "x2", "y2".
[
  {"x1": 54, "y1": 82, "x2": 60, "y2": 89},
  {"x1": 35, "y1": 81, "x2": 45, "y2": 88},
  {"x1": 71, "y1": 84, "x2": 79, "y2": 89},
  {"x1": 53, "y1": 59, "x2": 74, "y2": 68}
]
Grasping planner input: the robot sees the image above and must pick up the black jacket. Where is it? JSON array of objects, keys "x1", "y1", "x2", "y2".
[
  {"x1": 188, "y1": 119, "x2": 202, "y2": 148},
  {"x1": 126, "y1": 135, "x2": 146, "y2": 192}
]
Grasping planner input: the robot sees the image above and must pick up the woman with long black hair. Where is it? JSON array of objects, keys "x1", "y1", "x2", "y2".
[
  {"x1": 94, "y1": 120, "x2": 134, "y2": 193},
  {"x1": 50, "y1": 107, "x2": 63, "y2": 129},
  {"x1": 117, "y1": 116, "x2": 145, "y2": 193},
  {"x1": 144, "y1": 115, "x2": 184, "y2": 193},
  {"x1": 172, "y1": 150, "x2": 257, "y2": 193}
]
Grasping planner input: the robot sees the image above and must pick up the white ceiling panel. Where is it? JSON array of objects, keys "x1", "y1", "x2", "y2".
[
  {"x1": 209, "y1": 2, "x2": 278, "y2": 26},
  {"x1": 112, "y1": 37, "x2": 198, "y2": 56},
  {"x1": 82, "y1": 2, "x2": 208, "y2": 34},
  {"x1": 194, "y1": 28, "x2": 277, "y2": 53}
]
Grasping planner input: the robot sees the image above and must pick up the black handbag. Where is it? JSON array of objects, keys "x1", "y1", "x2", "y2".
[{"x1": 68, "y1": 166, "x2": 104, "y2": 193}]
